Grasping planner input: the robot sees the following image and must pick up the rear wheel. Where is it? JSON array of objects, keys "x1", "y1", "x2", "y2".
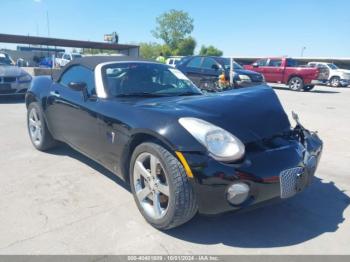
[
  {"x1": 303, "y1": 85, "x2": 314, "y2": 91},
  {"x1": 330, "y1": 76, "x2": 341, "y2": 87},
  {"x1": 27, "y1": 102, "x2": 57, "y2": 151},
  {"x1": 288, "y1": 76, "x2": 304, "y2": 91},
  {"x1": 130, "y1": 142, "x2": 197, "y2": 230}
]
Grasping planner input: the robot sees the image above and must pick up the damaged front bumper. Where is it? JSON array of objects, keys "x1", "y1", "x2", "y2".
[{"x1": 184, "y1": 120, "x2": 323, "y2": 215}]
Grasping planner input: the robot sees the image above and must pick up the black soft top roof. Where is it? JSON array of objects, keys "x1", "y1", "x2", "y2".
[{"x1": 53, "y1": 55, "x2": 152, "y2": 81}]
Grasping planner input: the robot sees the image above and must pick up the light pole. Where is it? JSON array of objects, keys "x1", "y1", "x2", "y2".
[
  {"x1": 300, "y1": 46, "x2": 306, "y2": 57},
  {"x1": 46, "y1": 11, "x2": 50, "y2": 37}
]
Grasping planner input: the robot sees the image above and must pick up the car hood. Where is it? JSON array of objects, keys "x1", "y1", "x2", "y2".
[
  {"x1": 128, "y1": 85, "x2": 291, "y2": 144},
  {"x1": 336, "y1": 69, "x2": 350, "y2": 74},
  {"x1": 0, "y1": 65, "x2": 26, "y2": 77}
]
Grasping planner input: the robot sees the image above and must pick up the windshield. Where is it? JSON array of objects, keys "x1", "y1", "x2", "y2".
[
  {"x1": 0, "y1": 54, "x2": 13, "y2": 65},
  {"x1": 103, "y1": 63, "x2": 202, "y2": 97},
  {"x1": 327, "y1": 63, "x2": 338, "y2": 70},
  {"x1": 219, "y1": 58, "x2": 243, "y2": 70}
]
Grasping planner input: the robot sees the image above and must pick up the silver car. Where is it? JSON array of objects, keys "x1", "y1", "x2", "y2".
[{"x1": 0, "y1": 52, "x2": 32, "y2": 96}]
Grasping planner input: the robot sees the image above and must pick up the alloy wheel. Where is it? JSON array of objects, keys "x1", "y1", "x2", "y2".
[
  {"x1": 290, "y1": 78, "x2": 301, "y2": 90},
  {"x1": 331, "y1": 77, "x2": 340, "y2": 87},
  {"x1": 28, "y1": 108, "x2": 42, "y2": 146},
  {"x1": 133, "y1": 152, "x2": 170, "y2": 220}
]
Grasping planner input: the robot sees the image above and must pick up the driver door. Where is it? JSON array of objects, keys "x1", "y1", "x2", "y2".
[
  {"x1": 46, "y1": 65, "x2": 103, "y2": 160},
  {"x1": 200, "y1": 57, "x2": 221, "y2": 78},
  {"x1": 252, "y1": 59, "x2": 269, "y2": 81},
  {"x1": 265, "y1": 58, "x2": 284, "y2": 83}
]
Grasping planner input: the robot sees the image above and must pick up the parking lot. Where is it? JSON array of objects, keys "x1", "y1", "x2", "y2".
[{"x1": 0, "y1": 85, "x2": 349, "y2": 255}]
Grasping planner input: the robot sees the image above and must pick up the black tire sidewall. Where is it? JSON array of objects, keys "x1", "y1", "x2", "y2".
[
  {"x1": 303, "y1": 85, "x2": 314, "y2": 91},
  {"x1": 27, "y1": 102, "x2": 54, "y2": 151},
  {"x1": 129, "y1": 143, "x2": 179, "y2": 228}
]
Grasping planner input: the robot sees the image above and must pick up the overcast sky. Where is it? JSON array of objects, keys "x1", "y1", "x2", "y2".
[{"x1": 1, "y1": 0, "x2": 349, "y2": 57}]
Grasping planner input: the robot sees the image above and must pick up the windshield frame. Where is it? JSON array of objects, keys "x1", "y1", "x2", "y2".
[
  {"x1": 327, "y1": 63, "x2": 338, "y2": 70},
  {"x1": 100, "y1": 61, "x2": 203, "y2": 98}
]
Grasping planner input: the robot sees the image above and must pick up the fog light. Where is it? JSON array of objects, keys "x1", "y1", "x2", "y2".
[{"x1": 226, "y1": 183, "x2": 250, "y2": 205}]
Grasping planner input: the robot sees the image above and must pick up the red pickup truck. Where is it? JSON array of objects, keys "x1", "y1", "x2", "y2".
[{"x1": 244, "y1": 57, "x2": 320, "y2": 91}]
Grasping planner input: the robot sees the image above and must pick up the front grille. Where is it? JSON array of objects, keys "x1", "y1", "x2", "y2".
[
  {"x1": 280, "y1": 167, "x2": 304, "y2": 199},
  {"x1": 4, "y1": 77, "x2": 16, "y2": 83},
  {"x1": 0, "y1": 77, "x2": 17, "y2": 83},
  {"x1": 0, "y1": 89, "x2": 16, "y2": 94}
]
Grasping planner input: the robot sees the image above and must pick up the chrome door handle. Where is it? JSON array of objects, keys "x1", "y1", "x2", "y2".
[{"x1": 50, "y1": 91, "x2": 60, "y2": 98}]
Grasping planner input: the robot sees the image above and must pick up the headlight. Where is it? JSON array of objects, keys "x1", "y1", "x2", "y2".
[
  {"x1": 238, "y1": 74, "x2": 251, "y2": 82},
  {"x1": 178, "y1": 117, "x2": 245, "y2": 162},
  {"x1": 18, "y1": 74, "x2": 32, "y2": 82}
]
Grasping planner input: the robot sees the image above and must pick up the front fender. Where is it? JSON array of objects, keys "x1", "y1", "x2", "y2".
[{"x1": 25, "y1": 76, "x2": 52, "y2": 108}]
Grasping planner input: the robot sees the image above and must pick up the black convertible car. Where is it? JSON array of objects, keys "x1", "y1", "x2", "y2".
[{"x1": 26, "y1": 56, "x2": 323, "y2": 230}]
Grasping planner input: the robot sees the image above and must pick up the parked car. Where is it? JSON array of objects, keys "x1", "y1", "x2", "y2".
[
  {"x1": 0, "y1": 52, "x2": 32, "y2": 96},
  {"x1": 55, "y1": 52, "x2": 82, "y2": 67},
  {"x1": 176, "y1": 56, "x2": 264, "y2": 91},
  {"x1": 244, "y1": 57, "x2": 322, "y2": 91},
  {"x1": 26, "y1": 56, "x2": 323, "y2": 230},
  {"x1": 39, "y1": 56, "x2": 54, "y2": 68},
  {"x1": 307, "y1": 62, "x2": 350, "y2": 87}
]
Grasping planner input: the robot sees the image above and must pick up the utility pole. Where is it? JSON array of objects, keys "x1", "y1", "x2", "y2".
[
  {"x1": 46, "y1": 11, "x2": 50, "y2": 37},
  {"x1": 300, "y1": 46, "x2": 306, "y2": 57},
  {"x1": 229, "y1": 57, "x2": 234, "y2": 85}
]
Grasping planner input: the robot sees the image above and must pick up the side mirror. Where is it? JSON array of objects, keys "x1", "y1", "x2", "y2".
[
  {"x1": 211, "y1": 64, "x2": 219, "y2": 70},
  {"x1": 252, "y1": 62, "x2": 259, "y2": 68},
  {"x1": 68, "y1": 81, "x2": 87, "y2": 92}
]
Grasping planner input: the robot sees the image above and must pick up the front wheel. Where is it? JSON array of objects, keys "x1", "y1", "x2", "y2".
[
  {"x1": 288, "y1": 76, "x2": 304, "y2": 91},
  {"x1": 130, "y1": 142, "x2": 197, "y2": 230},
  {"x1": 330, "y1": 76, "x2": 341, "y2": 87},
  {"x1": 27, "y1": 102, "x2": 57, "y2": 151}
]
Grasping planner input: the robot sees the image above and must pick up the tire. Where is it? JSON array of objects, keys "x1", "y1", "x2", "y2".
[
  {"x1": 330, "y1": 76, "x2": 341, "y2": 87},
  {"x1": 288, "y1": 76, "x2": 304, "y2": 91},
  {"x1": 27, "y1": 102, "x2": 57, "y2": 151},
  {"x1": 303, "y1": 85, "x2": 314, "y2": 91},
  {"x1": 130, "y1": 142, "x2": 197, "y2": 230}
]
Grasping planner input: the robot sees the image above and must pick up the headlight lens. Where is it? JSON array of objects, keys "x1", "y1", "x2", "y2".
[
  {"x1": 238, "y1": 74, "x2": 251, "y2": 82},
  {"x1": 178, "y1": 117, "x2": 245, "y2": 162},
  {"x1": 18, "y1": 74, "x2": 32, "y2": 82}
]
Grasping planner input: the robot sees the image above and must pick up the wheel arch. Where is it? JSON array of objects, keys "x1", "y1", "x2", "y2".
[
  {"x1": 287, "y1": 74, "x2": 304, "y2": 83},
  {"x1": 25, "y1": 92, "x2": 38, "y2": 108},
  {"x1": 330, "y1": 75, "x2": 341, "y2": 80},
  {"x1": 120, "y1": 131, "x2": 176, "y2": 183}
]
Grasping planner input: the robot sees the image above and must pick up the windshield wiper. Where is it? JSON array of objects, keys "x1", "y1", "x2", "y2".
[{"x1": 116, "y1": 92, "x2": 167, "y2": 97}]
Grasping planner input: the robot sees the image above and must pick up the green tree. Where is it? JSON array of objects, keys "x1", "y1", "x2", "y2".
[
  {"x1": 152, "y1": 9, "x2": 194, "y2": 50},
  {"x1": 139, "y1": 42, "x2": 174, "y2": 60},
  {"x1": 199, "y1": 45, "x2": 223, "y2": 56},
  {"x1": 174, "y1": 37, "x2": 196, "y2": 56},
  {"x1": 139, "y1": 42, "x2": 163, "y2": 59}
]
